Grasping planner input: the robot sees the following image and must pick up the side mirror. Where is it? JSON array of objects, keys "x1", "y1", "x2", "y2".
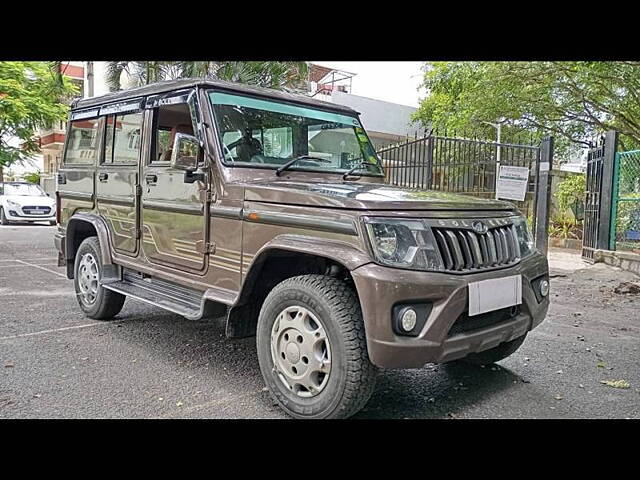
[{"x1": 170, "y1": 133, "x2": 200, "y2": 172}]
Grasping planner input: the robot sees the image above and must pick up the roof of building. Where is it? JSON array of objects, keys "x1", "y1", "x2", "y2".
[{"x1": 72, "y1": 78, "x2": 358, "y2": 114}]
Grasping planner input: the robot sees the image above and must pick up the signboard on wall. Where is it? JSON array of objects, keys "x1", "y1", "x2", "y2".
[{"x1": 496, "y1": 165, "x2": 530, "y2": 201}]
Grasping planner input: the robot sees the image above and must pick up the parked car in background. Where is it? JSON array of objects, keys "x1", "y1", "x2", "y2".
[{"x1": 0, "y1": 182, "x2": 56, "y2": 226}]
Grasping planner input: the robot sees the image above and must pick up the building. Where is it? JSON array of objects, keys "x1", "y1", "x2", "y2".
[
  {"x1": 37, "y1": 62, "x2": 86, "y2": 193},
  {"x1": 307, "y1": 64, "x2": 421, "y2": 149}
]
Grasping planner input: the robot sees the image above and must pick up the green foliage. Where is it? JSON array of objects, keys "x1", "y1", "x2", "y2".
[
  {"x1": 413, "y1": 62, "x2": 640, "y2": 156},
  {"x1": 549, "y1": 213, "x2": 582, "y2": 240},
  {"x1": 0, "y1": 62, "x2": 78, "y2": 176},
  {"x1": 105, "y1": 61, "x2": 309, "y2": 93},
  {"x1": 22, "y1": 170, "x2": 40, "y2": 184},
  {"x1": 556, "y1": 174, "x2": 586, "y2": 212}
]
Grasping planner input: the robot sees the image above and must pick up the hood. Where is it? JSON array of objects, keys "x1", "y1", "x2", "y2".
[
  {"x1": 3, "y1": 195, "x2": 55, "y2": 207},
  {"x1": 243, "y1": 180, "x2": 515, "y2": 211}
]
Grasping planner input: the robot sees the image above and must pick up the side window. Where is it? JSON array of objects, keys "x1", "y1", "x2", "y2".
[
  {"x1": 64, "y1": 118, "x2": 101, "y2": 164},
  {"x1": 151, "y1": 104, "x2": 195, "y2": 164},
  {"x1": 113, "y1": 112, "x2": 143, "y2": 164},
  {"x1": 103, "y1": 112, "x2": 143, "y2": 164}
]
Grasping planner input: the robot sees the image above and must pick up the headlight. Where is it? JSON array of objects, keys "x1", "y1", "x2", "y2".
[
  {"x1": 364, "y1": 218, "x2": 443, "y2": 270},
  {"x1": 6, "y1": 199, "x2": 20, "y2": 209},
  {"x1": 512, "y1": 216, "x2": 534, "y2": 257}
]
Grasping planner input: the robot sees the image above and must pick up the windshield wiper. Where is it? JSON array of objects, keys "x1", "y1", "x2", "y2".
[
  {"x1": 342, "y1": 161, "x2": 378, "y2": 180},
  {"x1": 275, "y1": 155, "x2": 331, "y2": 176}
]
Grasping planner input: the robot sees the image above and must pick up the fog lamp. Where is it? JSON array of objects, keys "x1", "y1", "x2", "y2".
[
  {"x1": 400, "y1": 308, "x2": 417, "y2": 332},
  {"x1": 539, "y1": 279, "x2": 550, "y2": 297}
]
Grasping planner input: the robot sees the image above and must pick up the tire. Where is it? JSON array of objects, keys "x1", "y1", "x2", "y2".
[
  {"x1": 459, "y1": 334, "x2": 527, "y2": 366},
  {"x1": 73, "y1": 236, "x2": 125, "y2": 320},
  {"x1": 256, "y1": 274, "x2": 378, "y2": 419},
  {"x1": 0, "y1": 207, "x2": 9, "y2": 225}
]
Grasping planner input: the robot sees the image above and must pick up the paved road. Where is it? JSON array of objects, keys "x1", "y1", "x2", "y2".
[{"x1": 1, "y1": 225, "x2": 639, "y2": 418}]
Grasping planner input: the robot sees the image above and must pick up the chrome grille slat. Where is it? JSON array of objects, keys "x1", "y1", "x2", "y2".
[
  {"x1": 444, "y1": 230, "x2": 464, "y2": 270},
  {"x1": 432, "y1": 223, "x2": 520, "y2": 273}
]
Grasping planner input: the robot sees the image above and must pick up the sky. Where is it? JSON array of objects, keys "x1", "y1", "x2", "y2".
[
  {"x1": 93, "y1": 61, "x2": 427, "y2": 107},
  {"x1": 310, "y1": 61, "x2": 426, "y2": 107}
]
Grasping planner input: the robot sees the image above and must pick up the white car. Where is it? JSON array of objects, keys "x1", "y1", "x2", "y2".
[{"x1": 0, "y1": 182, "x2": 56, "y2": 226}]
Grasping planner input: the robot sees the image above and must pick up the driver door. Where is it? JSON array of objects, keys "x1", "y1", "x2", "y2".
[{"x1": 140, "y1": 90, "x2": 209, "y2": 273}]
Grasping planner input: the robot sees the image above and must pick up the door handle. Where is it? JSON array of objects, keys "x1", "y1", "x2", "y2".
[
  {"x1": 145, "y1": 174, "x2": 158, "y2": 184},
  {"x1": 98, "y1": 173, "x2": 109, "y2": 182}
]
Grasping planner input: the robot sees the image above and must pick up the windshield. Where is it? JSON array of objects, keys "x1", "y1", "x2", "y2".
[
  {"x1": 3, "y1": 183, "x2": 46, "y2": 196},
  {"x1": 208, "y1": 91, "x2": 383, "y2": 176}
]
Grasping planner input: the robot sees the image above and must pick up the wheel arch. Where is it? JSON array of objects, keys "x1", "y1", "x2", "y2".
[
  {"x1": 225, "y1": 235, "x2": 372, "y2": 339},
  {"x1": 65, "y1": 213, "x2": 114, "y2": 279}
]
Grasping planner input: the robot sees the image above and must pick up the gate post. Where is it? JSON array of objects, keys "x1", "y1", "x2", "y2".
[
  {"x1": 426, "y1": 135, "x2": 434, "y2": 189},
  {"x1": 535, "y1": 136, "x2": 554, "y2": 255},
  {"x1": 597, "y1": 130, "x2": 619, "y2": 250}
]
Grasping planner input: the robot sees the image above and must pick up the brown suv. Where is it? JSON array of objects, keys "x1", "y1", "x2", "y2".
[{"x1": 54, "y1": 78, "x2": 550, "y2": 419}]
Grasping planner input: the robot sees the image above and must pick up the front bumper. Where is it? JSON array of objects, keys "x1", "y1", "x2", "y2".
[
  {"x1": 4, "y1": 207, "x2": 55, "y2": 222},
  {"x1": 351, "y1": 251, "x2": 550, "y2": 368}
]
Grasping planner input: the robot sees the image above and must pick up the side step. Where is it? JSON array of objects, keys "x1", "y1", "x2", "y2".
[{"x1": 102, "y1": 269, "x2": 225, "y2": 320}]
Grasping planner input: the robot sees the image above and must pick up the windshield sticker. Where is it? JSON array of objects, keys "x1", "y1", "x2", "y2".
[{"x1": 209, "y1": 92, "x2": 361, "y2": 127}]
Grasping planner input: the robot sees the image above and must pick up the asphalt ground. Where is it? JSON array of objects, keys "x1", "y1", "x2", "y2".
[{"x1": 1, "y1": 224, "x2": 639, "y2": 419}]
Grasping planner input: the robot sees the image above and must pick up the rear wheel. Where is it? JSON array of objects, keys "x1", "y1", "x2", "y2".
[
  {"x1": 256, "y1": 274, "x2": 378, "y2": 419},
  {"x1": 74, "y1": 236, "x2": 125, "y2": 320},
  {"x1": 459, "y1": 334, "x2": 527, "y2": 366},
  {"x1": 0, "y1": 207, "x2": 9, "y2": 225}
]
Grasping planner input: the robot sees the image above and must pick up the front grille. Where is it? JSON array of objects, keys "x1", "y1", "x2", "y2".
[
  {"x1": 447, "y1": 306, "x2": 520, "y2": 337},
  {"x1": 432, "y1": 224, "x2": 520, "y2": 272},
  {"x1": 21, "y1": 206, "x2": 51, "y2": 215}
]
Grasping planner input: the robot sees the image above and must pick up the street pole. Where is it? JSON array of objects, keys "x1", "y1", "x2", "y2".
[
  {"x1": 495, "y1": 122, "x2": 501, "y2": 199},
  {"x1": 86, "y1": 61, "x2": 94, "y2": 98}
]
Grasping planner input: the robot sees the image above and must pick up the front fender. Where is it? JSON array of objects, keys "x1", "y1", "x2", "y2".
[{"x1": 248, "y1": 233, "x2": 372, "y2": 273}]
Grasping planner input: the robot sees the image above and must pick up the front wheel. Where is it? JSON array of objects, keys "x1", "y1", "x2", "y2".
[
  {"x1": 257, "y1": 274, "x2": 378, "y2": 419},
  {"x1": 73, "y1": 236, "x2": 125, "y2": 320}
]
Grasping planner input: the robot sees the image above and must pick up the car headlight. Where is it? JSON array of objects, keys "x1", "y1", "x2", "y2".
[
  {"x1": 6, "y1": 199, "x2": 20, "y2": 209},
  {"x1": 364, "y1": 218, "x2": 443, "y2": 270},
  {"x1": 512, "y1": 216, "x2": 534, "y2": 257}
]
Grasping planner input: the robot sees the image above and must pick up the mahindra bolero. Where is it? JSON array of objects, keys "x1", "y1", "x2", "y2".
[{"x1": 54, "y1": 78, "x2": 550, "y2": 419}]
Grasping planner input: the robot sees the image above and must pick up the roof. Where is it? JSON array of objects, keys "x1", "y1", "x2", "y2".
[{"x1": 72, "y1": 78, "x2": 358, "y2": 115}]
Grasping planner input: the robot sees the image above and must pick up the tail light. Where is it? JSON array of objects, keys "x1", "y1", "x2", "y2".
[{"x1": 55, "y1": 191, "x2": 61, "y2": 224}]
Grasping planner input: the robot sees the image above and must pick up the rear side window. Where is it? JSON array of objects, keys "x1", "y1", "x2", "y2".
[
  {"x1": 64, "y1": 118, "x2": 101, "y2": 164},
  {"x1": 103, "y1": 112, "x2": 143, "y2": 164}
]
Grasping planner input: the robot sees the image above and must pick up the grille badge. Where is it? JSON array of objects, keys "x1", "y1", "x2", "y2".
[{"x1": 472, "y1": 221, "x2": 488, "y2": 234}]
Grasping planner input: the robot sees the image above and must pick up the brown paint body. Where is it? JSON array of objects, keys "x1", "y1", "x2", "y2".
[{"x1": 55, "y1": 79, "x2": 549, "y2": 368}]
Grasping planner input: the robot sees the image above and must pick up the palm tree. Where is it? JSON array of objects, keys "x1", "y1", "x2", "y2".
[{"x1": 105, "y1": 61, "x2": 309, "y2": 93}]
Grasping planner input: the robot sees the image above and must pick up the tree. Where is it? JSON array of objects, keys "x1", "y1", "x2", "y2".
[
  {"x1": 413, "y1": 62, "x2": 640, "y2": 155},
  {"x1": 105, "y1": 61, "x2": 309, "y2": 93},
  {"x1": 0, "y1": 62, "x2": 78, "y2": 182},
  {"x1": 22, "y1": 170, "x2": 41, "y2": 184}
]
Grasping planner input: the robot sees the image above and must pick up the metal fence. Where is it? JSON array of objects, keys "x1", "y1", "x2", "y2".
[
  {"x1": 377, "y1": 133, "x2": 544, "y2": 231},
  {"x1": 610, "y1": 149, "x2": 640, "y2": 253}
]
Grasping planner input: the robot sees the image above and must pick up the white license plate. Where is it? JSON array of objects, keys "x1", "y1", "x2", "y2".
[{"x1": 468, "y1": 274, "x2": 522, "y2": 316}]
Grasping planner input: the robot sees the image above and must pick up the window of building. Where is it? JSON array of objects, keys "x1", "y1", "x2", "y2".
[{"x1": 64, "y1": 118, "x2": 101, "y2": 164}]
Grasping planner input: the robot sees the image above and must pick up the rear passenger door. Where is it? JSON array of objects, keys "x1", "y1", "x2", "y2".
[{"x1": 95, "y1": 99, "x2": 144, "y2": 255}]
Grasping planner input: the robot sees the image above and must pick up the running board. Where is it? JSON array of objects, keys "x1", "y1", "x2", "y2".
[{"x1": 102, "y1": 269, "x2": 226, "y2": 320}]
